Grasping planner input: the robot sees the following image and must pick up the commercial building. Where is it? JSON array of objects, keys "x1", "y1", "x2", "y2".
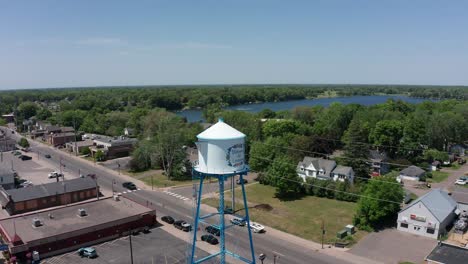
[
  {"x1": 0, "y1": 177, "x2": 98, "y2": 215},
  {"x1": 90, "y1": 136, "x2": 137, "y2": 159},
  {"x1": 65, "y1": 139, "x2": 94, "y2": 154},
  {"x1": 426, "y1": 242, "x2": 468, "y2": 264},
  {"x1": 47, "y1": 132, "x2": 76, "y2": 147},
  {"x1": 397, "y1": 189, "x2": 458, "y2": 239},
  {"x1": 0, "y1": 196, "x2": 157, "y2": 259}
]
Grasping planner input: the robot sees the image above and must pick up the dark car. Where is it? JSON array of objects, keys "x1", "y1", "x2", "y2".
[
  {"x1": 161, "y1": 215, "x2": 175, "y2": 224},
  {"x1": 205, "y1": 225, "x2": 220, "y2": 236},
  {"x1": 122, "y1": 182, "x2": 137, "y2": 190},
  {"x1": 44, "y1": 154, "x2": 51, "y2": 158},
  {"x1": 201, "y1": 234, "x2": 219, "y2": 245},
  {"x1": 174, "y1": 220, "x2": 192, "y2": 232},
  {"x1": 78, "y1": 247, "x2": 97, "y2": 258},
  {"x1": 236, "y1": 179, "x2": 248, "y2": 185},
  {"x1": 21, "y1": 155, "x2": 32, "y2": 161}
]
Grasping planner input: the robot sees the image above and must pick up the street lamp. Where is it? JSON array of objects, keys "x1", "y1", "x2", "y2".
[{"x1": 259, "y1": 253, "x2": 266, "y2": 264}]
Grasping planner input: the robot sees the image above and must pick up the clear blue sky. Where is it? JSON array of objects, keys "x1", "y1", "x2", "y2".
[{"x1": 1, "y1": 0, "x2": 468, "y2": 89}]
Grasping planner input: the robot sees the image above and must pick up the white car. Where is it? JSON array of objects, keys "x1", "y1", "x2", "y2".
[
  {"x1": 455, "y1": 179, "x2": 467, "y2": 185},
  {"x1": 48, "y1": 171, "x2": 63, "y2": 179},
  {"x1": 249, "y1": 222, "x2": 265, "y2": 233}
]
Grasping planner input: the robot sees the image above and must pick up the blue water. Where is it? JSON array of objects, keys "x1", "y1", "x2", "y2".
[{"x1": 177, "y1": 95, "x2": 434, "y2": 123}]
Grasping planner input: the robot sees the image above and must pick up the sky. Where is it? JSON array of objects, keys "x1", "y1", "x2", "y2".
[{"x1": 1, "y1": 0, "x2": 468, "y2": 89}]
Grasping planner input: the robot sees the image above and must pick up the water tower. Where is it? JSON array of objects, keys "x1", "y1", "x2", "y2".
[{"x1": 190, "y1": 118, "x2": 256, "y2": 264}]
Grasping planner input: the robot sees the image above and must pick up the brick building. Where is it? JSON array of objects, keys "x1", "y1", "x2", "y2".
[
  {"x1": 0, "y1": 177, "x2": 98, "y2": 215},
  {"x1": 0, "y1": 196, "x2": 156, "y2": 260},
  {"x1": 47, "y1": 132, "x2": 76, "y2": 147}
]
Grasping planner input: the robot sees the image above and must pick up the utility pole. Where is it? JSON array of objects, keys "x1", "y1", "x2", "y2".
[
  {"x1": 129, "y1": 231, "x2": 134, "y2": 264},
  {"x1": 321, "y1": 219, "x2": 325, "y2": 249},
  {"x1": 151, "y1": 174, "x2": 154, "y2": 190}
]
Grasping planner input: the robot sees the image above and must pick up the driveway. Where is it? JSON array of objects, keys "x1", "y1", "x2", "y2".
[{"x1": 350, "y1": 228, "x2": 437, "y2": 264}]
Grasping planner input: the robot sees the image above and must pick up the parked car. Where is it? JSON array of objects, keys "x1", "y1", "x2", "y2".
[
  {"x1": 20, "y1": 155, "x2": 32, "y2": 161},
  {"x1": 249, "y1": 222, "x2": 265, "y2": 233},
  {"x1": 205, "y1": 225, "x2": 221, "y2": 236},
  {"x1": 48, "y1": 171, "x2": 63, "y2": 179},
  {"x1": 44, "y1": 154, "x2": 51, "y2": 159},
  {"x1": 122, "y1": 182, "x2": 137, "y2": 190},
  {"x1": 455, "y1": 179, "x2": 466, "y2": 185},
  {"x1": 161, "y1": 215, "x2": 175, "y2": 224},
  {"x1": 201, "y1": 234, "x2": 219, "y2": 245},
  {"x1": 174, "y1": 220, "x2": 192, "y2": 232},
  {"x1": 236, "y1": 179, "x2": 248, "y2": 185},
  {"x1": 230, "y1": 217, "x2": 246, "y2": 226},
  {"x1": 78, "y1": 247, "x2": 97, "y2": 258},
  {"x1": 19, "y1": 181, "x2": 33, "y2": 188}
]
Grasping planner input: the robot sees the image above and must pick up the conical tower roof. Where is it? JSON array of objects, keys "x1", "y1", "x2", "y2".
[{"x1": 197, "y1": 118, "x2": 245, "y2": 140}]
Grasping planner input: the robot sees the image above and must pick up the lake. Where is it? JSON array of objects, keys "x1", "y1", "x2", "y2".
[{"x1": 177, "y1": 95, "x2": 434, "y2": 123}]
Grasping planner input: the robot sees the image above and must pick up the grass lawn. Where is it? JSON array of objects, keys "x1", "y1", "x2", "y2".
[
  {"x1": 204, "y1": 184, "x2": 367, "y2": 244},
  {"x1": 428, "y1": 171, "x2": 449, "y2": 183},
  {"x1": 125, "y1": 171, "x2": 195, "y2": 188}
]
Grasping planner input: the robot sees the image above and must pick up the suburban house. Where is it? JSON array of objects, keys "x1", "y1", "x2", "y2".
[
  {"x1": 297, "y1": 157, "x2": 354, "y2": 182},
  {"x1": 47, "y1": 132, "x2": 76, "y2": 147},
  {"x1": 65, "y1": 139, "x2": 94, "y2": 154},
  {"x1": 397, "y1": 189, "x2": 458, "y2": 239},
  {"x1": 124, "y1": 127, "x2": 135, "y2": 137},
  {"x1": 90, "y1": 136, "x2": 137, "y2": 159},
  {"x1": 426, "y1": 242, "x2": 468, "y2": 264},
  {"x1": 431, "y1": 161, "x2": 441, "y2": 171},
  {"x1": 398, "y1": 165, "x2": 426, "y2": 181},
  {"x1": 369, "y1": 150, "x2": 389, "y2": 176},
  {"x1": 449, "y1": 144, "x2": 466, "y2": 157},
  {"x1": 0, "y1": 177, "x2": 98, "y2": 215},
  {"x1": 0, "y1": 167, "x2": 15, "y2": 190},
  {"x1": 450, "y1": 187, "x2": 468, "y2": 212}
]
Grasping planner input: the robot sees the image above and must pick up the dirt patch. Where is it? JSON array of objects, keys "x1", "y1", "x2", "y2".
[{"x1": 254, "y1": 203, "x2": 273, "y2": 211}]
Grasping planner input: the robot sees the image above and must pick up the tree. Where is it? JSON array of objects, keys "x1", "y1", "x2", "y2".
[
  {"x1": 249, "y1": 137, "x2": 288, "y2": 172},
  {"x1": 95, "y1": 150, "x2": 105, "y2": 161},
  {"x1": 423, "y1": 149, "x2": 449, "y2": 163},
  {"x1": 36, "y1": 108, "x2": 52, "y2": 120},
  {"x1": 268, "y1": 156, "x2": 302, "y2": 199},
  {"x1": 18, "y1": 138, "x2": 30, "y2": 148},
  {"x1": 262, "y1": 120, "x2": 300, "y2": 138},
  {"x1": 17, "y1": 102, "x2": 38, "y2": 120},
  {"x1": 353, "y1": 176, "x2": 404, "y2": 230},
  {"x1": 342, "y1": 118, "x2": 370, "y2": 182},
  {"x1": 369, "y1": 120, "x2": 404, "y2": 157},
  {"x1": 258, "y1": 108, "x2": 276, "y2": 119}
]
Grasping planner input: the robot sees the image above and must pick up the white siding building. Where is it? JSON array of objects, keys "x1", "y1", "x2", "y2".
[
  {"x1": 297, "y1": 157, "x2": 354, "y2": 183},
  {"x1": 397, "y1": 189, "x2": 458, "y2": 239}
]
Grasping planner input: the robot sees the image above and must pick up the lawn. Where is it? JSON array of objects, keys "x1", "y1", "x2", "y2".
[
  {"x1": 204, "y1": 184, "x2": 367, "y2": 244},
  {"x1": 428, "y1": 171, "x2": 449, "y2": 183},
  {"x1": 125, "y1": 170, "x2": 195, "y2": 188}
]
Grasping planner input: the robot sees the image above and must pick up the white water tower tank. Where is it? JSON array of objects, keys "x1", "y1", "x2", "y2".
[{"x1": 195, "y1": 118, "x2": 246, "y2": 175}]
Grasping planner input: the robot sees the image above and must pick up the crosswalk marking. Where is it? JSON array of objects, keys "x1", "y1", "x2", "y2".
[{"x1": 163, "y1": 190, "x2": 190, "y2": 201}]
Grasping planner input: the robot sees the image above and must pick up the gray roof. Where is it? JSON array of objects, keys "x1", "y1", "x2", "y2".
[
  {"x1": 45, "y1": 125, "x2": 61, "y2": 132},
  {"x1": 298, "y1": 157, "x2": 336, "y2": 178},
  {"x1": 0, "y1": 167, "x2": 14, "y2": 177},
  {"x1": 426, "y1": 242, "x2": 468, "y2": 264},
  {"x1": 369, "y1": 150, "x2": 387, "y2": 161},
  {"x1": 60, "y1": 126, "x2": 75, "y2": 133},
  {"x1": 400, "y1": 165, "x2": 425, "y2": 177},
  {"x1": 332, "y1": 165, "x2": 353, "y2": 175},
  {"x1": 450, "y1": 187, "x2": 468, "y2": 205},
  {"x1": 66, "y1": 139, "x2": 94, "y2": 147},
  {"x1": 400, "y1": 189, "x2": 457, "y2": 222},
  {"x1": 3, "y1": 177, "x2": 97, "y2": 203}
]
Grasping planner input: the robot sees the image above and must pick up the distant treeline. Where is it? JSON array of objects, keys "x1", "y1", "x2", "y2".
[{"x1": 0, "y1": 84, "x2": 467, "y2": 115}]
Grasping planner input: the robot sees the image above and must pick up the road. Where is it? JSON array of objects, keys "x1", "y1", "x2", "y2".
[{"x1": 1, "y1": 127, "x2": 359, "y2": 264}]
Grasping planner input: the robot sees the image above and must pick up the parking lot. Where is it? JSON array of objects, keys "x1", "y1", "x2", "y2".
[{"x1": 42, "y1": 228, "x2": 217, "y2": 264}]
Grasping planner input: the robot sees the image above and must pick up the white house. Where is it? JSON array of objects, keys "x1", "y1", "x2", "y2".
[
  {"x1": 398, "y1": 165, "x2": 426, "y2": 181},
  {"x1": 297, "y1": 157, "x2": 354, "y2": 183},
  {"x1": 124, "y1": 128, "x2": 135, "y2": 137},
  {"x1": 397, "y1": 189, "x2": 458, "y2": 239}
]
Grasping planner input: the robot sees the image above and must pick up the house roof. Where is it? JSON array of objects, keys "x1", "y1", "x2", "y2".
[
  {"x1": 400, "y1": 165, "x2": 425, "y2": 177},
  {"x1": 0, "y1": 167, "x2": 14, "y2": 177},
  {"x1": 197, "y1": 119, "x2": 245, "y2": 140},
  {"x1": 60, "y1": 126, "x2": 75, "y2": 133},
  {"x1": 450, "y1": 187, "x2": 468, "y2": 205},
  {"x1": 49, "y1": 132, "x2": 75, "y2": 138},
  {"x1": 2, "y1": 177, "x2": 97, "y2": 204},
  {"x1": 399, "y1": 189, "x2": 457, "y2": 222},
  {"x1": 65, "y1": 139, "x2": 94, "y2": 147},
  {"x1": 44, "y1": 125, "x2": 61, "y2": 132},
  {"x1": 426, "y1": 242, "x2": 468, "y2": 264},
  {"x1": 432, "y1": 161, "x2": 441, "y2": 166},
  {"x1": 298, "y1": 157, "x2": 337, "y2": 178},
  {"x1": 369, "y1": 150, "x2": 387, "y2": 161},
  {"x1": 332, "y1": 165, "x2": 353, "y2": 175}
]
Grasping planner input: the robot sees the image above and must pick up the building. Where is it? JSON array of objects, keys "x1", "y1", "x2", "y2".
[
  {"x1": 47, "y1": 132, "x2": 76, "y2": 147},
  {"x1": 0, "y1": 177, "x2": 98, "y2": 215},
  {"x1": 65, "y1": 139, "x2": 94, "y2": 154},
  {"x1": 0, "y1": 196, "x2": 156, "y2": 260},
  {"x1": 2, "y1": 113, "x2": 15, "y2": 123},
  {"x1": 123, "y1": 127, "x2": 135, "y2": 137},
  {"x1": 59, "y1": 126, "x2": 75, "y2": 133},
  {"x1": 449, "y1": 144, "x2": 466, "y2": 157},
  {"x1": 369, "y1": 150, "x2": 389, "y2": 176},
  {"x1": 397, "y1": 189, "x2": 458, "y2": 239},
  {"x1": 297, "y1": 157, "x2": 354, "y2": 182},
  {"x1": 449, "y1": 187, "x2": 468, "y2": 212},
  {"x1": 0, "y1": 137, "x2": 16, "y2": 152},
  {"x1": 431, "y1": 161, "x2": 441, "y2": 171},
  {"x1": 90, "y1": 136, "x2": 137, "y2": 159},
  {"x1": 0, "y1": 167, "x2": 15, "y2": 190},
  {"x1": 426, "y1": 242, "x2": 468, "y2": 264},
  {"x1": 398, "y1": 165, "x2": 426, "y2": 181}
]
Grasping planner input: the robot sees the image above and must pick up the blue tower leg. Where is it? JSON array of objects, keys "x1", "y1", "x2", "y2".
[
  {"x1": 219, "y1": 175, "x2": 226, "y2": 263},
  {"x1": 190, "y1": 174, "x2": 204, "y2": 264},
  {"x1": 240, "y1": 173, "x2": 256, "y2": 264}
]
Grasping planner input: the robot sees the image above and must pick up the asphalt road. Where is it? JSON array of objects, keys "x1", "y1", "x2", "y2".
[{"x1": 2, "y1": 127, "x2": 351, "y2": 264}]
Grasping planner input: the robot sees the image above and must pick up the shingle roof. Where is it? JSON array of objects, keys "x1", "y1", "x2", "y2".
[
  {"x1": 298, "y1": 157, "x2": 336, "y2": 178},
  {"x1": 332, "y1": 165, "x2": 353, "y2": 175},
  {"x1": 400, "y1": 189, "x2": 457, "y2": 222},
  {"x1": 3, "y1": 177, "x2": 97, "y2": 203},
  {"x1": 426, "y1": 242, "x2": 468, "y2": 264},
  {"x1": 369, "y1": 150, "x2": 387, "y2": 161},
  {"x1": 400, "y1": 165, "x2": 425, "y2": 177},
  {"x1": 450, "y1": 187, "x2": 468, "y2": 205}
]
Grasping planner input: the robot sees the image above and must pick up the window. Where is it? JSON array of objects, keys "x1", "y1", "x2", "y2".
[
  {"x1": 400, "y1": 223, "x2": 408, "y2": 228},
  {"x1": 413, "y1": 225, "x2": 421, "y2": 231},
  {"x1": 426, "y1": 228, "x2": 435, "y2": 234}
]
